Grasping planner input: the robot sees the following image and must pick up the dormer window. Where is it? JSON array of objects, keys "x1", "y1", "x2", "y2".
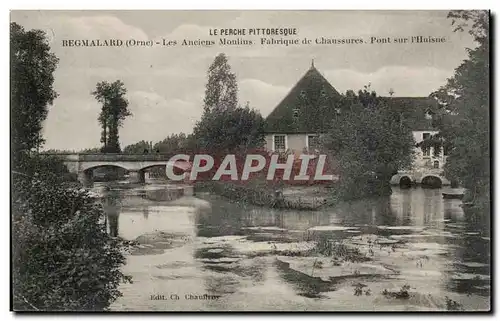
[
  {"x1": 293, "y1": 108, "x2": 299, "y2": 119},
  {"x1": 425, "y1": 109, "x2": 434, "y2": 120},
  {"x1": 299, "y1": 90, "x2": 307, "y2": 104}
]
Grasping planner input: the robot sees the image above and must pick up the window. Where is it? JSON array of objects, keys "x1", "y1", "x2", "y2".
[
  {"x1": 422, "y1": 133, "x2": 431, "y2": 157},
  {"x1": 433, "y1": 160, "x2": 440, "y2": 169},
  {"x1": 307, "y1": 135, "x2": 320, "y2": 150},
  {"x1": 273, "y1": 135, "x2": 286, "y2": 151},
  {"x1": 293, "y1": 108, "x2": 299, "y2": 119},
  {"x1": 443, "y1": 144, "x2": 450, "y2": 156}
]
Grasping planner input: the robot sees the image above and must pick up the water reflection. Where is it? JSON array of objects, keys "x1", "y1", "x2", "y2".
[
  {"x1": 192, "y1": 188, "x2": 490, "y2": 306},
  {"x1": 142, "y1": 207, "x2": 149, "y2": 219},
  {"x1": 106, "y1": 185, "x2": 490, "y2": 311},
  {"x1": 101, "y1": 187, "x2": 121, "y2": 237},
  {"x1": 445, "y1": 204, "x2": 491, "y2": 297},
  {"x1": 195, "y1": 188, "x2": 454, "y2": 238},
  {"x1": 194, "y1": 196, "x2": 333, "y2": 237}
]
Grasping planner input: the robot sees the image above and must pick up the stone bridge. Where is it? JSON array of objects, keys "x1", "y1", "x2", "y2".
[
  {"x1": 390, "y1": 168, "x2": 451, "y2": 187},
  {"x1": 49, "y1": 153, "x2": 190, "y2": 186}
]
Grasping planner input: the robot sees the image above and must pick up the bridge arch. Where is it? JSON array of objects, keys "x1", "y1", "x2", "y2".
[
  {"x1": 139, "y1": 164, "x2": 167, "y2": 171},
  {"x1": 78, "y1": 164, "x2": 131, "y2": 185},
  {"x1": 137, "y1": 162, "x2": 191, "y2": 177},
  {"x1": 399, "y1": 175, "x2": 413, "y2": 188},
  {"x1": 421, "y1": 175, "x2": 443, "y2": 188},
  {"x1": 138, "y1": 164, "x2": 169, "y2": 180},
  {"x1": 80, "y1": 162, "x2": 132, "y2": 173}
]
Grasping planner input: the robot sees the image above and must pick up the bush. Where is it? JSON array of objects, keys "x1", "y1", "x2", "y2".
[
  {"x1": 196, "y1": 180, "x2": 325, "y2": 210},
  {"x1": 12, "y1": 172, "x2": 131, "y2": 311}
]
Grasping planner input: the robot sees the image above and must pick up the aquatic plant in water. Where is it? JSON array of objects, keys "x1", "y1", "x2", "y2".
[
  {"x1": 315, "y1": 239, "x2": 369, "y2": 263},
  {"x1": 445, "y1": 297, "x2": 463, "y2": 311},
  {"x1": 354, "y1": 285, "x2": 363, "y2": 296},
  {"x1": 382, "y1": 284, "x2": 411, "y2": 299}
]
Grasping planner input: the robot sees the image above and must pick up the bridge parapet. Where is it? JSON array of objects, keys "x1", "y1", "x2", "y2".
[
  {"x1": 43, "y1": 153, "x2": 191, "y2": 186},
  {"x1": 59, "y1": 154, "x2": 81, "y2": 161},
  {"x1": 46, "y1": 153, "x2": 177, "y2": 162}
]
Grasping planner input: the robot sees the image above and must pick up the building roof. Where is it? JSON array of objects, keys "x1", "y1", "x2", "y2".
[
  {"x1": 264, "y1": 62, "x2": 342, "y2": 134},
  {"x1": 380, "y1": 97, "x2": 440, "y2": 131},
  {"x1": 265, "y1": 63, "x2": 441, "y2": 134}
]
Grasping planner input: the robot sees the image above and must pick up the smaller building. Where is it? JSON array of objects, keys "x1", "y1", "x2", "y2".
[
  {"x1": 386, "y1": 97, "x2": 447, "y2": 171},
  {"x1": 385, "y1": 97, "x2": 450, "y2": 186},
  {"x1": 412, "y1": 130, "x2": 446, "y2": 171}
]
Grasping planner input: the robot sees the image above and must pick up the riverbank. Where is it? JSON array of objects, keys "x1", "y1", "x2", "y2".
[{"x1": 195, "y1": 180, "x2": 332, "y2": 210}]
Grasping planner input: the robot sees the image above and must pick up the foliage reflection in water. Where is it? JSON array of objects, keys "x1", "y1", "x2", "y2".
[{"x1": 101, "y1": 185, "x2": 490, "y2": 311}]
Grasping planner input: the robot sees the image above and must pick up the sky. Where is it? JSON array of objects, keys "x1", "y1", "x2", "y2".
[{"x1": 10, "y1": 10, "x2": 477, "y2": 151}]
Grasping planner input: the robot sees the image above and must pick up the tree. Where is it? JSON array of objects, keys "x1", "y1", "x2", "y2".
[
  {"x1": 323, "y1": 86, "x2": 415, "y2": 200},
  {"x1": 203, "y1": 53, "x2": 238, "y2": 113},
  {"x1": 193, "y1": 103, "x2": 266, "y2": 153},
  {"x1": 154, "y1": 133, "x2": 191, "y2": 154},
  {"x1": 415, "y1": 132, "x2": 451, "y2": 158},
  {"x1": 430, "y1": 10, "x2": 489, "y2": 204},
  {"x1": 92, "y1": 80, "x2": 131, "y2": 153},
  {"x1": 79, "y1": 147, "x2": 102, "y2": 154},
  {"x1": 123, "y1": 140, "x2": 152, "y2": 154},
  {"x1": 11, "y1": 23, "x2": 130, "y2": 311},
  {"x1": 11, "y1": 22, "x2": 58, "y2": 167},
  {"x1": 41, "y1": 149, "x2": 76, "y2": 154},
  {"x1": 195, "y1": 54, "x2": 264, "y2": 153}
]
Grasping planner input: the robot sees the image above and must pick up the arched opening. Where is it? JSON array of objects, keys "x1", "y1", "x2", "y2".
[
  {"x1": 421, "y1": 175, "x2": 442, "y2": 189},
  {"x1": 140, "y1": 164, "x2": 167, "y2": 181},
  {"x1": 77, "y1": 165, "x2": 131, "y2": 187},
  {"x1": 399, "y1": 176, "x2": 412, "y2": 189},
  {"x1": 85, "y1": 165, "x2": 129, "y2": 183}
]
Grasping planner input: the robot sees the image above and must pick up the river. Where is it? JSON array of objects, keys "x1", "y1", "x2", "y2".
[{"x1": 96, "y1": 184, "x2": 490, "y2": 311}]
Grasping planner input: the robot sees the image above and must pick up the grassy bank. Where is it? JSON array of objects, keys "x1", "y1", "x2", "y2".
[{"x1": 195, "y1": 180, "x2": 332, "y2": 210}]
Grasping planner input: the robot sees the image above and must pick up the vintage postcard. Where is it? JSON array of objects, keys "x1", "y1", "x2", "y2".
[{"x1": 10, "y1": 10, "x2": 490, "y2": 312}]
